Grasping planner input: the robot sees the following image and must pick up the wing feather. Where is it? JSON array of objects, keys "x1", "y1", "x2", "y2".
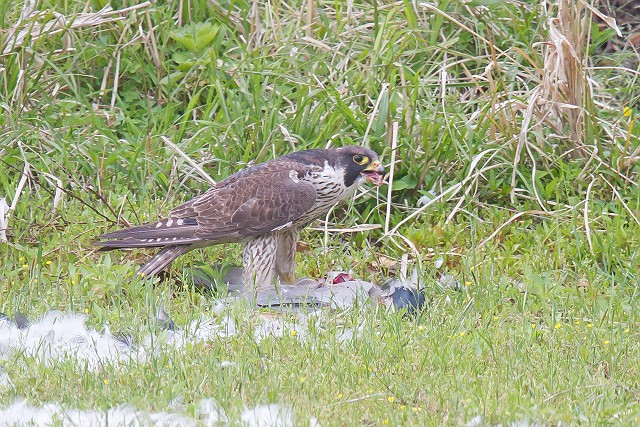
[
  {"x1": 97, "y1": 160, "x2": 317, "y2": 249},
  {"x1": 185, "y1": 162, "x2": 317, "y2": 239}
]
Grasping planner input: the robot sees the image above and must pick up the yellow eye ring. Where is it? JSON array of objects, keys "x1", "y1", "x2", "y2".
[{"x1": 353, "y1": 154, "x2": 369, "y2": 165}]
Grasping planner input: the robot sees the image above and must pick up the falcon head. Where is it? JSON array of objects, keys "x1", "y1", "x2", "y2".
[{"x1": 336, "y1": 146, "x2": 385, "y2": 187}]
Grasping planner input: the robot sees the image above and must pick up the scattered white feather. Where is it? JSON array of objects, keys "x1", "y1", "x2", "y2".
[
  {"x1": 0, "y1": 304, "x2": 334, "y2": 427},
  {"x1": 0, "y1": 369, "x2": 13, "y2": 390},
  {"x1": 0, "y1": 312, "x2": 137, "y2": 370},
  {"x1": 0, "y1": 311, "x2": 235, "y2": 371},
  {"x1": 0, "y1": 400, "x2": 307, "y2": 427},
  {"x1": 467, "y1": 415, "x2": 483, "y2": 427},
  {"x1": 241, "y1": 404, "x2": 294, "y2": 427},
  {"x1": 511, "y1": 421, "x2": 543, "y2": 427},
  {"x1": 0, "y1": 275, "x2": 371, "y2": 372},
  {"x1": 336, "y1": 324, "x2": 364, "y2": 344},
  {"x1": 149, "y1": 315, "x2": 236, "y2": 351},
  {"x1": 254, "y1": 317, "x2": 306, "y2": 344},
  {"x1": 467, "y1": 415, "x2": 542, "y2": 427},
  {"x1": 417, "y1": 190, "x2": 437, "y2": 207},
  {"x1": 199, "y1": 398, "x2": 229, "y2": 426},
  {"x1": 211, "y1": 299, "x2": 232, "y2": 314},
  {"x1": 254, "y1": 310, "x2": 316, "y2": 344},
  {"x1": 0, "y1": 399, "x2": 196, "y2": 427},
  {"x1": 0, "y1": 399, "x2": 62, "y2": 426},
  {"x1": 438, "y1": 274, "x2": 461, "y2": 291}
]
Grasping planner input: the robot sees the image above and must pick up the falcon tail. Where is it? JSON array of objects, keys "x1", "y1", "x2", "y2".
[
  {"x1": 96, "y1": 217, "x2": 201, "y2": 250},
  {"x1": 96, "y1": 218, "x2": 200, "y2": 276},
  {"x1": 136, "y1": 245, "x2": 192, "y2": 277}
]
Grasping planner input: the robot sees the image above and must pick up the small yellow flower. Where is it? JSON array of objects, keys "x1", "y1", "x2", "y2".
[
  {"x1": 19, "y1": 257, "x2": 25, "y2": 261},
  {"x1": 71, "y1": 280, "x2": 76, "y2": 285},
  {"x1": 84, "y1": 308, "x2": 89, "y2": 314},
  {"x1": 465, "y1": 281, "x2": 472, "y2": 286},
  {"x1": 103, "y1": 379, "x2": 109, "y2": 385},
  {"x1": 459, "y1": 331, "x2": 465, "y2": 337},
  {"x1": 418, "y1": 325, "x2": 425, "y2": 332},
  {"x1": 337, "y1": 393, "x2": 343, "y2": 399},
  {"x1": 383, "y1": 420, "x2": 390, "y2": 425},
  {"x1": 625, "y1": 328, "x2": 630, "y2": 333},
  {"x1": 531, "y1": 324, "x2": 536, "y2": 329},
  {"x1": 299, "y1": 376, "x2": 306, "y2": 383},
  {"x1": 388, "y1": 396, "x2": 395, "y2": 403},
  {"x1": 575, "y1": 321, "x2": 581, "y2": 325},
  {"x1": 587, "y1": 323, "x2": 594, "y2": 328},
  {"x1": 493, "y1": 316, "x2": 498, "y2": 320},
  {"x1": 46, "y1": 260, "x2": 52, "y2": 265},
  {"x1": 603, "y1": 340, "x2": 609, "y2": 345},
  {"x1": 290, "y1": 330, "x2": 297, "y2": 336},
  {"x1": 623, "y1": 107, "x2": 632, "y2": 117},
  {"x1": 22, "y1": 264, "x2": 29, "y2": 269},
  {"x1": 555, "y1": 323, "x2": 561, "y2": 329}
]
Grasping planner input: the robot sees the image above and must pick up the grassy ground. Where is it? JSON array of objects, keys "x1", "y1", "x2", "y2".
[{"x1": 1, "y1": 0, "x2": 639, "y2": 425}]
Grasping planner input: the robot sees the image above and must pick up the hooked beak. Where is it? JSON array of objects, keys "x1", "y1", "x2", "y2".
[{"x1": 361, "y1": 160, "x2": 385, "y2": 186}]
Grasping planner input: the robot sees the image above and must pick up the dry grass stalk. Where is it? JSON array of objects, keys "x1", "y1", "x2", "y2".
[
  {"x1": 3, "y1": 2, "x2": 151, "y2": 55},
  {"x1": 306, "y1": 0, "x2": 315, "y2": 40},
  {"x1": 3, "y1": 1, "x2": 151, "y2": 114},
  {"x1": 1, "y1": 142, "x2": 31, "y2": 243},
  {"x1": 540, "y1": 0, "x2": 588, "y2": 150},
  {"x1": 248, "y1": 0, "x2": 264, "y2": 51},
  {"x1": 384, "y1": 122, "x2": 399, "y2": 235},
  {"x1": 160, "y1": 136, "x2": 217, "y2": 187},
  {"x1": 534, "y1": 0, "x2": 620, "y2": 157}
]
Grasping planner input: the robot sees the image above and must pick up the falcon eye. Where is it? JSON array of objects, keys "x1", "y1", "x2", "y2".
[{"x1": 352, "y1": 154, "x2": 369, "y2": 165}]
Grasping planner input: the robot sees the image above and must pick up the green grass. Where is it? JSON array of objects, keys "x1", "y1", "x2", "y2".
[{"x1": 1, "y1": 0, "x2": 639, "y2": 424}]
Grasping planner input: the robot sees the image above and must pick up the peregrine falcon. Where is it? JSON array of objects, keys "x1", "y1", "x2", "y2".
[{"x1": 97, "y1": 146, "x2": 384, "y2": 292}]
